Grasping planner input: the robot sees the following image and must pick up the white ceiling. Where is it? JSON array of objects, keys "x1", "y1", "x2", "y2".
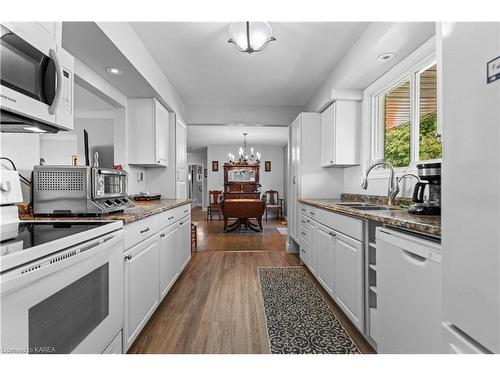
[
  {"x1": 74, "y1": 83, "x2": 115, "y2": 111},
  {"x1": 131, "y1": 22, "x2": 369, "y2": 106},
  {"x1": 187, "y1": 125, "x2": 288, "y2": 148}
]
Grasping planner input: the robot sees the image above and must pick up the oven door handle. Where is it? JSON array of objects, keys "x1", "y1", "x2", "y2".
[
  {"x1": 48, "y1": 48, "x2": 62, "y2": 115},
  {"x1": 0, "y1": 231, "x2": 123, "y2": 294}
]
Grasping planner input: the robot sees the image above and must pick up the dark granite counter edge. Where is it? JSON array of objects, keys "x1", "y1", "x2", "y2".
[
  {"x1": 298, "y1": 199, "x2": 441, "y2": 238},
  {"x1": 121, "y1": 199, "x2": 192, "y2": 224},
  {"x1": 18, "y1": 199, "x2": 192, "y2": 225}
]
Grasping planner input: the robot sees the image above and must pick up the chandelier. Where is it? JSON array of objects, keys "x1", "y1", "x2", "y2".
[
  {"x1": 228, "y1": 133, "x2": 261, "y2": 164},
  {"x1": 227, "y1": 22, "x2": 276, "y2": 54}
]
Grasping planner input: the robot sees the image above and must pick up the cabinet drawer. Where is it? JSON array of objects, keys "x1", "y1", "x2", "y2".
[
  {"x1": 299, "y1": 224, "x2": 311, "y2": 244},
  {"x1": 299, "y1": 203, "x2": 317, "y2": 219},
  {"x1": 158, "y1": 204, "x2": 191, "y2": 229},
  {"x1": 315, "y1": 208, "x2": 363, "y2": 241},
  {"x1": 299, "y1": 213, "x2": 311, "y2": 229},
  {"x1": 124, "y1": 215, "x2": 160, "y2": 250}
]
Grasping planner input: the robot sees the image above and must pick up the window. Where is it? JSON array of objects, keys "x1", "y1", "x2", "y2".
[
  {"x1": 381, "y1": 78, "x2": 411, "y2": 167},
  {"x1": 369, "y1": 41, "x2": 441, "y2": 170},
  {"x1": 418, "y1": 64, "x2": 441, "y2": 161}
]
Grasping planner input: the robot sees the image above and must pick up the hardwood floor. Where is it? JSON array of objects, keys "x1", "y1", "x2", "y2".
[
  {"x1": 128, "y1": 207, "x2": 375, "y2": 354},
  {"x1": 191, "y1": 206, "x2": 288, "y2": 252}
]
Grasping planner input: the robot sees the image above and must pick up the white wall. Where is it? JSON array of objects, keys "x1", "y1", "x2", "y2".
[
  {"x1": 306, "y1": 23, "x2": 436, "y2": 199},
  {"x1": 207, "y1": 144, "x2": 285, "y2": 200},
  {"x1": 0, "y1": 134, "x2": 40, "y2": 201}
]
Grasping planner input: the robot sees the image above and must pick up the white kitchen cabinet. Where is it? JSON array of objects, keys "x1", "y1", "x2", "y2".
[
  {"x1": 320, "y1": 100, "x2": 360, "y2": 167},
  {"x1": 127, "y1": 98, "x2": 170, "y2": 167},
  {"x1": 315, "y1": 223, "x2": 334, "y2": 296},
  {"x1": 178, "y1": 216, "x2": 191, "y2": 271},
  {"x1": 175, "y1": 117, "x2": 188, "y2": 199},
  {"x1": 333, "y1": 231, "x2": 364, "y2": 331},
  {"x1": 123, "y1": 235, "x2": 160, "y2": 351},
  {"x1": 159, "y1": 223, "x2": 179, "y2": 301},
  {"x1": 300, "y1": 203, "x2": 365, "y2": 333},
  {"x1": 289, "y1": 113, "x2": 339, "y2": 247}
]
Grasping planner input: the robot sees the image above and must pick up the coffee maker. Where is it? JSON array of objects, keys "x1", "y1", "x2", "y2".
[{"x1": 409, "y1": 162, "x2": 441, "y2": 215}]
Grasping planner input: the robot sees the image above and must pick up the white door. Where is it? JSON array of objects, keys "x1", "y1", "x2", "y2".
[
  {"x1": 320, "y1": 102, "x2": 335, "y2": 167},
  {"x1": 315, "y1": 223, "x2": 334, "y2": 296},
  {"x1": 178, "y1": 216, "x2": 191, "y2": 271},
  {"x1": 176, "y1": 117, "x2": 187, "y2": 199},
  {"x1": 123, "y1": 236, "x2": 160, "y2": 351},
  {"x1": 333, "y1": 231, "x2": 363, "y2": 330},
  {"x1": 159, "y1": 224, "x2": 179, "y2": 301},
  {"x1": 155, "y1": 101, "x2": 169, "y2": 166}
]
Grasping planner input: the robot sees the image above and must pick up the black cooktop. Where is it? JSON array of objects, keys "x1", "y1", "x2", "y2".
[{"x1": 1, "y1": 222, "x2": 110, "y2": 256}]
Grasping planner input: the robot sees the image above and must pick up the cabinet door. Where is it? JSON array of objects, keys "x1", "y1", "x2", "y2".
[
  {"x1": 333, "y1": 231, "x2": 364, "y2": 330},
  {"x1": 320, "y1": 102, "x2": 335, "y2": 167},
  {"x1": 289, "y1": 116, "x2": 300, "y2": 241},
  {"x1": 159, "y1": 224, "x2": 179, "y2": 301},
  {"x1": 178, "y1": 216, "x2": 191, "y2": 272},
  {"x1": 176, "y1": 118, "x2": 187, "y2": 199},
  {"x1": 315, "y1": 223, "x2": 334, "y2": 296},
  {"x1": 154, "y1": 101, "x2": 169, "y2": 166},
  {"x1": 124, "y1": 237, "x2": 160, "y2": 351}
]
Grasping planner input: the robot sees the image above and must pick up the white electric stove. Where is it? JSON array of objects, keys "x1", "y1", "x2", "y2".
[{"x1": 0, "y1": 169, "x2": 125, "y2": 354}]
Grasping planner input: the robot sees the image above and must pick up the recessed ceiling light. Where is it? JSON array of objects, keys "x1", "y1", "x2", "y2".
[
  {"x1": 105, "y1": 66, "x2": 123, "y2": 75},
  {"x1": 377, "y1": 53, "x2": 395, "y2": 63}
]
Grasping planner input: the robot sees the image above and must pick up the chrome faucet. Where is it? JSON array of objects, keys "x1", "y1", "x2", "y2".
[
  {"x1": 388, "y1": 173, "x2": 421, "y2": 204},
  {"x1": 361, "y1": 161, "x2": 398, "y2": 205}
]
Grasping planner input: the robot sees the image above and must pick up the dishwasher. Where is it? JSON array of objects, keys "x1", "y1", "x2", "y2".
[{"x1": 375, "y1": 226, "x2": 442, "y2": 353}]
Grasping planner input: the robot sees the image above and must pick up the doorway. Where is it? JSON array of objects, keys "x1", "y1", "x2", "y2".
[{"x1": 188, "y1": 163, "x2": 206, "y2": 210}]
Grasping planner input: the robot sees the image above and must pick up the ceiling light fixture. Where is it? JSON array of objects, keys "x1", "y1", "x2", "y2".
[
  {"x1": 227, "y1": 22, "x2": 276, "y2": 54},
  {"x1": 227, "y1": 133, "x2": 261, "y2": 165},
  {"x1": 377, "y1": 53, "x2": 395, "y2": 63},
  {"x1": 105, "y1": 66, "x2": 123, "y2": 75}
]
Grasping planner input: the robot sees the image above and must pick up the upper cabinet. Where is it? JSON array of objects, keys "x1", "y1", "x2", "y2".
[
  {"x1": 128, "y1": 98, "x2": 170, "y2": 167},
  {"x1": 320, "y1": 100, "x2": 361, "y2": 167}
]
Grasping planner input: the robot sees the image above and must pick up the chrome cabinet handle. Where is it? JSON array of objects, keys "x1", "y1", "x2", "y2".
[
  {"x1": 329, "y1": 232, "x2": 336, "y2": 237},
  {"x1": 309, "y1": 211, "x2": 315, "y2": 215},
  {"x1": 293, "y1": 176, "x2": 296, "y2": 184},
  {"x1": 140, "y1": 227, "x2": 150, "y2": 234},
  {"x1": 168, "y1": 216, "x2": 174, "y2": 220},
  {"x1": 49, "y1": 49, "x2": 62, "y2": 115},
  {"x1": 160, "y1": 233, "x2": 166, "y2": 238},
  {"x1": 184, "y1": 209, "x2": 189, "y2": 213},
  {"x1": 306, "y1": 219, "x2": 310, "y2": 223},
  {"x1": 301, "y1": 231, "x2": 306, "y2": 236},
  {"x1": 124, "y1": 255, "x2": 132, "y2": 261}
]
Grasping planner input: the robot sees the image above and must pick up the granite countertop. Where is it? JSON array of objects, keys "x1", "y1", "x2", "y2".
[
  {"x1": 19, "y1": 199, "x2": 192, "y2": 225},
  {"x1": 299, "y1": 196, "x2": 441, "y2": 238}
]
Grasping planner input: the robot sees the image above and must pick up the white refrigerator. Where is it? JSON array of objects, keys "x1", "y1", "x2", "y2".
[{"x1": 441, "y1": 22, "x2": 500, "y2": 353}]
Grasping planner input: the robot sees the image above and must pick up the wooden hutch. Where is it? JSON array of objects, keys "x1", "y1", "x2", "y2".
[{"x1": 223, "y1": 162, "x2": 261, "y2": 199}]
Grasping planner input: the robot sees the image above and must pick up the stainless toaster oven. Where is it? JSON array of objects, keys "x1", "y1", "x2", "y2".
[{"x1": 33, "y1": 165, "x2": 134, "y2": 215}]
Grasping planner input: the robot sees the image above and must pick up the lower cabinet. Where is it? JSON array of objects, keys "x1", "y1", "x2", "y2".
[
  {"x1": 178, "y1": 216, "x2": 191, "y2": 271},
  {"x1": 159, "y1": 223, "x2": 179, "y2": 301},
  {"x1": 123, "y1": 235, "x2": 160, "y2": 350},
  {"x1": 333, "y1": 231, "x2": 363, "y2": 331},
  {"x1": 315, "y1": 223, "x2": 335, "y2": 296},
  {"x1": 300, "y1": 205, "x2": 364, "y2": 332},
  {"x1": 123, "y1": 205, "x2": 192, "y2": 352}
]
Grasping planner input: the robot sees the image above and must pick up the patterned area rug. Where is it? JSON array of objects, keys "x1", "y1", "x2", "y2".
[{"x1": 258, "y1": 266, "x2": 360, "y2": 354}]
